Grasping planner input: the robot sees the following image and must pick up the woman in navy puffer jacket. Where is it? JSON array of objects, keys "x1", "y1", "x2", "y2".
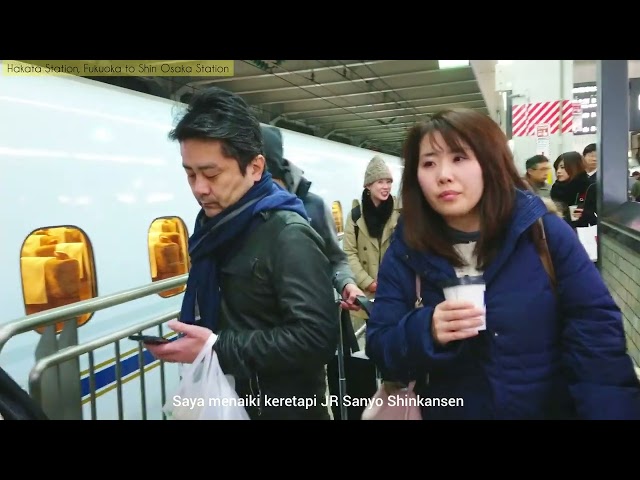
[{"x1": 365, "y1": 108, "x2": 640, "y2": 420}]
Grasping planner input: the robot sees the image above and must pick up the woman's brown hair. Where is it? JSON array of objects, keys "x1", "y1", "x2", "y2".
[
  {"x1": 554, "y1": 151, "x2": 584, "y2": 181},
  {"x1": 401, "y1": 108, "x2": 528, "y2": 269}
]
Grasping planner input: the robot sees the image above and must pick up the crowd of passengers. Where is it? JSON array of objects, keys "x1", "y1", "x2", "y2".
[{"x1": 142, "y1": 86, "x2": 640, "y2": 421}]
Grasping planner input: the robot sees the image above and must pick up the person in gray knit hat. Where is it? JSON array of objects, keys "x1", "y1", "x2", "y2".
[
  {"x1": 363, "y1": 155, "x2": 393, "y2": 187},
  {"x1": 343, "y1": 155, "x2": 400, "y2": 326}
]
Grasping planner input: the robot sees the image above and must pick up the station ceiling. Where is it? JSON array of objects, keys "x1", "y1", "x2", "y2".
[{"x1": 109, "y1": 60, "x2": 490, "y2": 157}]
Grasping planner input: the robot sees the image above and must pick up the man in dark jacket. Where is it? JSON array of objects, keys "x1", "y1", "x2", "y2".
[
  {"x1": 572, "y1": 143, "x2": 598, "y2": 226},
  {"x1": 146, "y1": 87, "x2": 338, "y2": 420},
  {"x1": 260, "y1": 125, "x2": 365, "y2": 311}
]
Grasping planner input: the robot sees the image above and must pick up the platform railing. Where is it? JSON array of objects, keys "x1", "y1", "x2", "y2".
[
  {"x1": 28, "y1": 310, "x2": 179, "y2": 420},
  {"x1": 0, "y1": 274, "x2": 188, "y2": 420},
  {"x1": 0, "y1": 274, "x2": 188, "y2": 354}
]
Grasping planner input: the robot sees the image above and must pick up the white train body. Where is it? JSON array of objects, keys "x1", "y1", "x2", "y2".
[{"x1": 0, "y1": 61, "x2": 404, "y2": 419}]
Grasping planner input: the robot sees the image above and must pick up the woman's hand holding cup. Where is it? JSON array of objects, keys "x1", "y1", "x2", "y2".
[{"x1": 431, "y1": 300, "x2": 485, "y2": 346}]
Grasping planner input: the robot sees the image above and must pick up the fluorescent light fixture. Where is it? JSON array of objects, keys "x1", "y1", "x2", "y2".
[{"x1": 438, "y1": 60, "x2": 469, "y2": 69}]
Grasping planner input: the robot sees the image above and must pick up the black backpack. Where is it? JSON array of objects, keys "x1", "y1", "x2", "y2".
[{"x1": 0, "y1": 366, "x2": 49, "y2": 420}]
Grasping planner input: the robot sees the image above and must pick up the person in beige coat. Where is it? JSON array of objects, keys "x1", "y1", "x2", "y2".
[{"x1": 343, "y1": 156, "x2": 400, "y2": 329}]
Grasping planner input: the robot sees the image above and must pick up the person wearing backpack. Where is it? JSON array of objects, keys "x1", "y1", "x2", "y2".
[
  {"x1": 260, "y1": 125, "x2": 365, "y2": 312},
  {"x1": 343, "y1": 156, "x2": 400, "y2": 330},
  {"x1": 365, "y1": 108, "x2": 640, "y2": 420}
]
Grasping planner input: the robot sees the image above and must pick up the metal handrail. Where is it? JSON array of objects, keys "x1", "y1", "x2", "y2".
[
  {"x1": 600, "y1": 218, "x2": 640, "y2": 244},
  {"x1": 28, "y1": 309, "x2": 179, "y2": 413},
  {"x1": 0, "y1": 274, "x2": 188, "y2": 354}
]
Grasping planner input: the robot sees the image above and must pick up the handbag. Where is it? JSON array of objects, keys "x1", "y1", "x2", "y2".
[
  {"x1": 361, "y1": 380, "x2": 423, "y2": 420},
  {"x1": 361, "y1": 275, "x2": 424, "y2": 420}
]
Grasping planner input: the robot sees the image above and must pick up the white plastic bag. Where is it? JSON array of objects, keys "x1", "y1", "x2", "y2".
[
  {"x1": 163, "y1": 333, "x2": 250, "y2": 420},
  {"x1": 577, "y1": 225, "x2": 598, "y2": 262}
]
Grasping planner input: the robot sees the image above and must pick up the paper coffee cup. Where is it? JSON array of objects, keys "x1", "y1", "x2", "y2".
[
  {"x1": 441, "y1": 275, "x2": 486, "y2": 332},
  {"x1": 569, "y1": 205, "x2": 579, "y2": 221}
]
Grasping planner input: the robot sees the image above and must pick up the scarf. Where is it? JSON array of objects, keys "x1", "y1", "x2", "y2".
[
  {"x1": 362, "y1": 189, "x2": 394, "y2": 239},
  {"x1": 179, "y1": 171, "x2": 308, "y2": 331}
]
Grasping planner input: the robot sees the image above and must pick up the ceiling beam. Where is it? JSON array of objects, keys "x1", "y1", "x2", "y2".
[
  {"x1": 310, "y1": 105, "x2": 488, "y2": 128},
  {"x1": 242, "y1": 79, "x2": 479, "y2": 106},
  {"x1": 281, "y1": 92, "x2": 485, "y2": 116},
  {"x1": 185, "y1": 60, "x2": 386, "y2": 85},
  {"x1": 211, "y1": 67, "x2": 471, "y2": 97},
  {"x1": 290, "y1": 99, "x2": 486, "y2": 122}
]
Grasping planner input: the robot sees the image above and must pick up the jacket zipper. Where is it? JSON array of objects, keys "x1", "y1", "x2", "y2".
[{"x1": 249, "y1": 372, "x2": 262, "y2": 417}]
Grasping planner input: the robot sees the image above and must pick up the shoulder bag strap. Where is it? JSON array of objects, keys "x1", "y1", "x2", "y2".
[{"x1": 536, "y1": 218, "x2": 557, "y2": 293}]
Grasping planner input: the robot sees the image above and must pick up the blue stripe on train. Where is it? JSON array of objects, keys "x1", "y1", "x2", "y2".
[{"x1": 80, "y1": 349, "x2": 157, "y2": 397}]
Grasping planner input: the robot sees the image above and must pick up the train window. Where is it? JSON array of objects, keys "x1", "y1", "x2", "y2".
[
  {"x1": 331, "y1": 201, "x2": 344, "y2": 234},
  {"x1": 148, "y1": 217, "x2": 190, "y2": 298},
  {"x1": 20, "y1": 226, "x2": 98, "y2": 334}
]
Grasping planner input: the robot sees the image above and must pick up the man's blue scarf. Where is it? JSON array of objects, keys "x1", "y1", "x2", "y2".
[{"x1": 179, "y1": 171, "x2": 308, "y2": 331}]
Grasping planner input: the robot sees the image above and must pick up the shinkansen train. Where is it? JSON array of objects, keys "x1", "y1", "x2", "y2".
[{"x1": 0, "y1": 60, "x2": 404, "y2": 419}]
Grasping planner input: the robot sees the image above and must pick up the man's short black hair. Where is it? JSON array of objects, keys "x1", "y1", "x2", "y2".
[
  {"x1": 168, "y1": 86, "x2": 263, "y2": 174},
  {"x1": 525, "y1": 154, "x2": 550, "y2": 171},
  {"x1": 583, "y1": 143, "x2": 596, "y2": 156}
]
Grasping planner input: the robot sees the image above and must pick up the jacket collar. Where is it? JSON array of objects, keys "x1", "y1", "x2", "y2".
[
  {"x1": 287, "y1": 162, "x2": 311, "y2": 199},
  {"x1": 395, "y1": 189, "x2": 548, "y2": 287}
]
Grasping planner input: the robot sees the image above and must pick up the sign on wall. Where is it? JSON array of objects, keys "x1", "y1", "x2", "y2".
[
  {"x1": 572, "y1": 82, "x2": 597, "y2": 135},
  {"x1": 511, "y1": 81, "x2": 635, "y2": 138},
  {"x1": 511, "y1": 100, "x2": 573, "y2": 137},
  {"x1": 536, "y1": 123, "x2": 550, "y2": 156},
  {"x1": 572, "y1": 100, "x2": 583, "y2": 133}
]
